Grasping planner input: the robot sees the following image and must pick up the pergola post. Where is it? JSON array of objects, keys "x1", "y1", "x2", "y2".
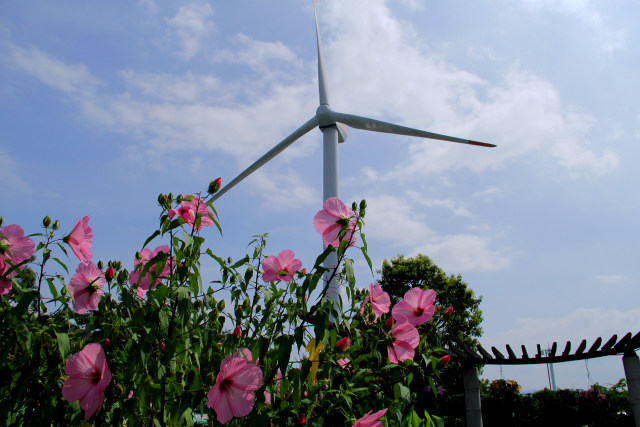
[
  {"x1": 623, "y1": 350, "x2": 640, "y2": 427},
  {"x1": 462, "y1": 365, "x2": 483, "y2": 427}
]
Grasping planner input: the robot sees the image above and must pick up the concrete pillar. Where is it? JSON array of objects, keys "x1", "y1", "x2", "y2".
[
  {"x1": 623, "y1": 350, "x2": 640, "y2": 427},
  {"x1": 462, "y1": 365, "x2": 483, "y2": 427}
]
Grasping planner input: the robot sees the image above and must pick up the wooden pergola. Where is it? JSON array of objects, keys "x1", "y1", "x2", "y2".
[{"x1": 447, "y1": 331, "x2": 640, "y2": 427}]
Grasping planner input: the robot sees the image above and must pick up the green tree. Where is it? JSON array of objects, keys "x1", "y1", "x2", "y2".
[
  {"x1": 378, "y1": 254, "x2": 483, "y2": 346},
  {"x1": 378, "y1": 254, "x2": 484, "y2": 426}
]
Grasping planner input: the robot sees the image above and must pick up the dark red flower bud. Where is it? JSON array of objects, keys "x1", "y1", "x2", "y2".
[
  {"x1": 336, "y1": 337, "x2": 350, "y2": 351},
  {"x1": 208, "y1": 177, "x2": 222, "y2": 194},
  {"x1": 385, "y1": 316, "x2": 395, "y2": 329},
  {"x1": 445, "y1": 306, "x2": 453, "y2": 316},
  {"x1": 105, "y1": 338, "x2": 111, "y2": 346},
  {"x1": 105, "y1": 266, "x2": 115, "y2": 281},
  {"x1": 233, "y1": 325, "x2": 242, "y2": 339},
  {"x1": 298, "y1": 414, "x2": 307, "y2": 425},
  {"x1": 440, "y1": 355, "x2": 451, "y2": 366},
  {"x1": 159, "y1": 341, "x2": 165, "y2": 351}
]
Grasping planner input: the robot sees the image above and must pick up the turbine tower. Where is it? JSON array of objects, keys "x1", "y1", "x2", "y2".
[{"x1": 208, "y1": 2, "x2": 495, "y2": 303}]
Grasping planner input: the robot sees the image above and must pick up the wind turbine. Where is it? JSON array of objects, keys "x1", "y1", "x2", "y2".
[{"x1": 208, "y1": 2, "x2": 495, "y2": 302}]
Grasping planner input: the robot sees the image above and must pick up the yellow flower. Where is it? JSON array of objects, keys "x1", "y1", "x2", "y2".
[{"x1": 306, "y1": 338, "x2": 323, "y2": 382}]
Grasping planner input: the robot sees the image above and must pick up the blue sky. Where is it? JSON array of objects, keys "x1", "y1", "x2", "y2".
[{"x1": 2, "y1": 0, "x2": 639, "y2": 391}]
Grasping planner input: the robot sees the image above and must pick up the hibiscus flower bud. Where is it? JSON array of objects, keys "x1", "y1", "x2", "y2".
[
  {"x1": 440, "y1": 355, "x2": 451, "y2": 366},
  {"x1": 52, "y1": 220, "x2": 60, "y2": 230},
  {"x1": 385, "y1": 316, "x2": 395, "y2": 329},
  {"x1": 105, "y1": 266, "x2": 115, "y2": 281},
  {"x1": 208, "y1": 177, "x2": 222, "y2": 194},
  {"x1": 336, "y1": 337, "x2": 350, "y2": 351},
  {"x1": 233, "y1": 325, "x2": 242, "y2": 339},
  {"x1": 445, "y1": 306, "x2": 453, "y2": 316},
  {"x1": 105, "y1": 338, "x2": 111, "y2": 347},
  {"x1": 298, "y1": 414, "x2": 307, "y2": 425},
  {"x1": 159, "y1": 341, "x2": 165, "y2": 351},
  {"x1": 97, "y1": 260, "x2": 103, "y2": 269},
  {"x1": 0, "y1": 216, "x2": 3, "y2": 227},
  {"x1": 42, "y1": 215, "x2": 51, "y2": 228}
]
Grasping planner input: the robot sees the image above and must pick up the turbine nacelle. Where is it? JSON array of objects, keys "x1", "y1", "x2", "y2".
[{"x1": 316, "y1": 105, "x2": 348, "y2": 143}]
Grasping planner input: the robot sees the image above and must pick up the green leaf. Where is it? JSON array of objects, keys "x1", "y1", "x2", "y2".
[
  {"x1": 244, "y1": 265, "x2": 254, "y2": 283},
  {"x1": 47, "y1": 277, "x2": 58, "y2": 299},
  {"x1": 42, "y1": 248, "x2": 51, "y2": 263},
  {"x1": 159, "y1": 309, "x2": 169, "y2": 332},
  {"x1": 343, "y1": 258, "x2": 355, "y2": 288},
  {"x1": 313, "y1": 310, "x2": 328, "y2": 343},
  {"x1": 143, "y1": 230, "x2": 161, "y2": 248},
  {"x1": 276, "y1": 335, "x2": 293, "y2": 377},
  {"x1": 14, "y1": 290, "x2": 38, "y2": 317},
  {"x1": 231, "y1": 255, "x2": 249, "y2": 269},
  {"x1": 360, "y1": 233, "x2": 373, "y2": 274},
  {"x1": 52, "y1": 257, "x2": 69, "y2": 274},
  {"x1": 394, "y1": 382, "x2": 411, "y2": 405},
  {"x1": 428, "y1": 376, "x2": 437, "y2": 399},
  {"x1": 55, "y1": 332, "x2": 71, "y2": 358}
]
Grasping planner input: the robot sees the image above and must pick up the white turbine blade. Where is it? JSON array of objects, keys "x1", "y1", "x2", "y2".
[
  {"x1": 207, "y1": 116, "x2": 319, "y2": 203},
  {"x1": 330, "y1": 111, "x2": 496, "y2": 148},
  {"x1": 313, "y1": 0, "x2": 330, "y2": 106}
]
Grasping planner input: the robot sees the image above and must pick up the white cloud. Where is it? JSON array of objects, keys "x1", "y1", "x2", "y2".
[
  {"x1": 214, "y1": 34, "x2": 302, "y2": 78},
  {"x1": 408, "y1": 193, "x2": 472, "y2": 217},
  {"x1": 320, "y1": 0, "x2": 619, "y2": 179},
  {"x1": 165, "y1": 2, "x2": 214, "y2": 60},
  {"x1": 474, "y1": 186, "x2": 502, "y2": 202},
  {"x1": 120, "y1": 70, "x2": 220, "y2": 103},
  {"x1": 363, "y1": 193, "x2": 509, "y2": 273},
  {"x1": 9, "y1": 45, "x2": 101, "y2": 95},
  {"x1": 412, "y1": 234, "x2": 510, "y2": 273},
  {"x1": 522, "y1": 0, "x2": 627, "y2": 53},
  {"x1": 247, "y1": 168, "x2": 319, "y2": 211},
  {"x1": 595, "y1": 274, "x2": 626, "y2": 284},
  {"x1": 486, "y1": 307, "x2": 640, "y2": 349},
  {"x1": 0, "y1": 146, "x2": 31, "y2": 194}
]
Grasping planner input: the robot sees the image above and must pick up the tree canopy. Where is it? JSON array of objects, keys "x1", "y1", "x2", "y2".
[{"x1": 379, "y1": 254, "x2": 483, "y2": 347}]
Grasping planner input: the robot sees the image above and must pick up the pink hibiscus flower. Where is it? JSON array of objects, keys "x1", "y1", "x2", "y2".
[
  {"x1": 337, "y1": 358, "x2": 351, "y2": 370},
  {"x1": 65, "y1": 216, "x2": 93, "y2": 265},
  {"x1": 387, "y1": 322, "x2": 420, "y2": 364},
  {"x1": 168, "y1": 196, "x2": 214, "y2": 231},
  {"x1": 262, "y1": 250, "x2": 302, "y2": 283},
  {"x1": 207, "y1": 354, "x2": 263, "y2": 424},
  {"x1": 62, "y1": 343, "x2": 112, "y2": 421},
  {"x1": 0, "y1": 224, "x2": 35, "y2": 295},
  {"x1": 391, "y1": 288, "x2": 436, "y2": 326},
  {"x1": 353, "y1": 408, "x2": 388, "y2": 427},
  {"x1": 68, "y1": 262, "x2": 105, "y2": 314},
  {"x1": 128, "y1": 245, "x2": 171, "y2": 297},
  {"x1": 313, "y1": 197, "x2": 357, "y2": 248},
  {"x1": 361, "y1": 283, "x2": 391, "y2": 321}
]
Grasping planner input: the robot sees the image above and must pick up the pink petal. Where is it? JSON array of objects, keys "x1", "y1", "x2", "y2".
[
  {"x1": 229, "y1": 363, "x2": 262, "y2": 392},
  {"x1": 79, "y1": 384, "x2": 104, "y2": 420},
  {"x1": 392, "y1": 340, "x2": 415, "y2": 363},
  {"x1": 322, "y1": 223, "x2": 343, "y2": 248},
  {"x1": 0, "y1": 279, "x2": 11, "y2": 295},
  {"x1": 226, "y1": 383, "x2": 256, "y2": 418},
  {"x1": 0, "y1": 224, "x2": 35, "y2": 264},
  {"x1": 68, "y1": 216, "x2": 93, "y2": 265},
  {"x1": 277, "y1": 250, "x2": 295, "y2": 267},
  {"x1": 391, "y1": 322, "x2": 420, "y2": 348},
  {"x1": 211, "y1": 385, "x2": 234, "y2": 424}
]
